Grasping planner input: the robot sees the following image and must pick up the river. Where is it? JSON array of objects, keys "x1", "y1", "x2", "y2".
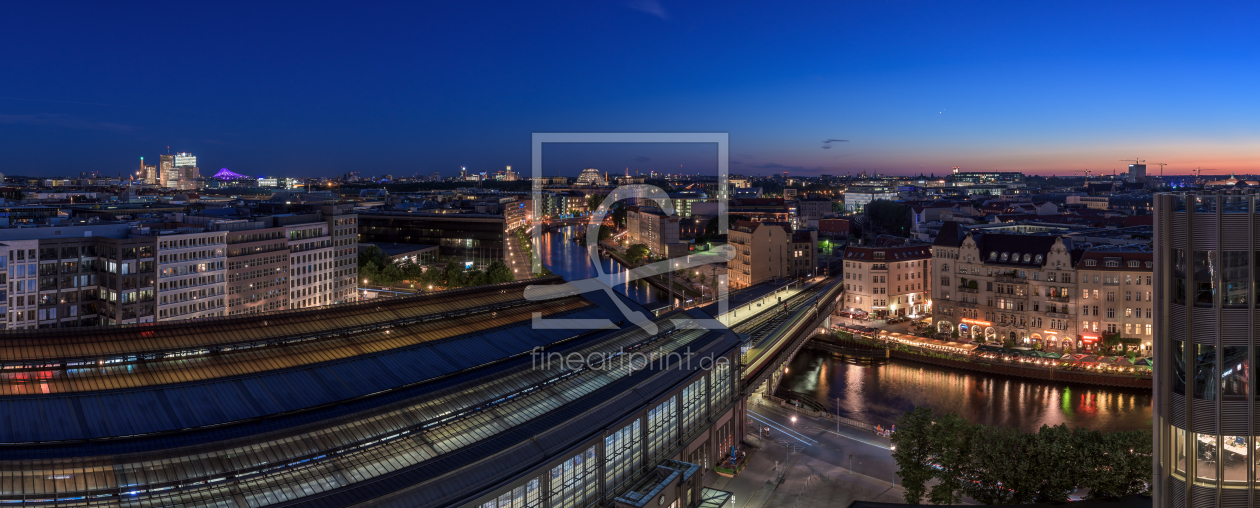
[
  {"x1": 539, "y1": 227, "x2": 1152, "y2": 433},
  {"x1": 780, "y1": 349, "x2": 1153, "y2": 433},
  {"x1": 537, "y1": 226, "x2": 663, "y2": 306}
]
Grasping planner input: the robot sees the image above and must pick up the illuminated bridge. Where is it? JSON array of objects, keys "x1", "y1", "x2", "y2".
[
  {"x1": 732, "y1": 278, "x2": 845, "y2": 394},
  {"x1": 0, "y1": 277, "x2": 744, "y2": 508}
]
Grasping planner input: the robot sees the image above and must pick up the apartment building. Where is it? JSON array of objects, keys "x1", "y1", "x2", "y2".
[
  {"x1": 627, "y1": 205, "x2": 688, "y2": 259},
  {"x1": 789, "y1": 230, "x2": 818, "y2": 278},
  {"x1": 727, "y1": 221, "x2": 791, "y2": 289},
  {"x1": 842, "y1": 242, "x2": 931, "y2": 318},
  {"x1": 1074, "y1": 250, "x2": 1154, "y2": 354},
  {"x1": 287, "y1": 222, "x2": 334, "y2": 310},
  {"x1": 155, "y1": 229, "x2": 227, "y2": 322},
  {"x1": 932, "y1": 222, "x2": 1082, "y2": 351},
  {"x1": 795, "y1": 195, "x2": 832, "y2": 228},
  {"x1": 226, "y1": 226, "x2": 290, "y2": 316}
]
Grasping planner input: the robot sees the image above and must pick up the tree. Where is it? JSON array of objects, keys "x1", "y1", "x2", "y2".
[
  {"x1": 864, "y1": 200, "x2": 912, "y2": 236},
  {"x1": 626, "y1": 244, "x2": 650, "y2": 265},
  {"x1": 587, "y1": 194, "x2": 604, "y2": 214},
  {"x1": 1028, "y1": 424, "x2": 1080, "y2": 503},
  {"x1": 486, "y1": 260, "x2": 514, "y2": 283},
  {"x1": 891, "y1": 407, "x2": 936, "y2": 504},
  {"x1": 358, "y1": 245, "x2": 388, "y2": 269},
  {"x1": 926, "y1": 412, "x2": 973, "y2": 505},
  {"x1": 890, "y1": 408, "x2": 1153, "y2": 504},
  {"x1": 610, "y1": 202, "x2": 627, "y2": 228}
]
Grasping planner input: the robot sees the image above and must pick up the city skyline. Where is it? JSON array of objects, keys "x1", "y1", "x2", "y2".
[{"x1": 1, "y1": 2, "x2": 1256, "y2": 178}]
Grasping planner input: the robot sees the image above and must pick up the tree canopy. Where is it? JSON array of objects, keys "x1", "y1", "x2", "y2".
[
  {"x1": 891, "y1": 407, "x2": 1151, "y2": 505},
  {"x1": 863, "y1": 199, "x2": 912, "y2": 236},
  {"x1": 625, "y1": 244, "x2": 650, "y2": 265}
]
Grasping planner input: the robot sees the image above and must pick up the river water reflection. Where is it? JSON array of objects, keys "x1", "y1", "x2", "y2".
[
  {"x1": 780, "y1": 349, "x2": 1153, "y2": 433},
  {"x1": 537, "y1": 226, "x2": 662, "y2": 306}
]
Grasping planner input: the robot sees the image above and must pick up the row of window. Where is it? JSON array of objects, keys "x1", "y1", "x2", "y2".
[{"x1": 158, "y1": 235, "x2": 226, "y2": 250}]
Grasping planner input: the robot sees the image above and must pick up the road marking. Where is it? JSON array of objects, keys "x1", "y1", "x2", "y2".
[
  {"x1": 755, "y1": 404, "x2": 893, "y2": 450},
  {"x1": 820, "y1": 428, "x2": 893, "y2": 450},
  {"x1": 748, "y1": 411, "x2": 817, "y2": 445}
]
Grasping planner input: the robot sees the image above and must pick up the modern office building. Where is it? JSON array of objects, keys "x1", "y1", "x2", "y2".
[
  {"x1": 1154, "y1": 191, "x2": 1257, "y2": 507},
  {"x1": 225, "y1": 225, "x2": 290, "y2": 316},
  {"x1": 950, "y1": 171, "x2": 1025, "y2": 185},
  {"x1": 154, "y1": 228, "x2": 227, "y2": 321},
  {"x1": 359, "y1": 212, "x2": 508, "y2": 264},
  {"x1": 158, "y1": 151, "x2": 200, "y2": 190},
  {"x1": 325, "y1": 207, "x2": 360, "y2": 304},
  {"x1": 1128, "y1": 163, "x2": 1148, "y2": 184},
  {"x1": 627, "y1": 205, "x2": 687, "y2": 259},
  {"x1": 286, "y1": 221, "x2": 333, "y2": 309},
  {"x1": 842, "y1": 185, "x2": 897, "y2": 213},
  {"x1": 159, "y1": 153, "x2": 175, "y2": 188}
]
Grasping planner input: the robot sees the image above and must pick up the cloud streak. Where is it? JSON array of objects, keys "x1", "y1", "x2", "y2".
[
  {"x1": 627, "y1": 0, "x2": 668, "y2": 20},
  {"x1": 822, "y1": 138, "x2": 848, "y2": 149},
  {"x1": 0, "y1": 113, "x2": 135, "y2": 132}
]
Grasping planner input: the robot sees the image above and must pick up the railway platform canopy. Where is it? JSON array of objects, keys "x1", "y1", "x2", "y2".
[{"x1": 0, "y1": 277, "x2": 741, "y2": 508}]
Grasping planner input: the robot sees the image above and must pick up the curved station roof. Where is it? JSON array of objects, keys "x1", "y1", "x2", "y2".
[{"x1": 0, "y1": 277, "x2": 737, "y2": 507}]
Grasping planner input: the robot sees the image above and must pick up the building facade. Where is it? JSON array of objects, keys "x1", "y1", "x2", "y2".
[
  {"x1": 156, "y1": 229, "x2": 227, "y2": 321},
  {"x1": 627, "y1": 206, "x2": 687, "y2": 259},
  {"x1": 287, "y1": 222, "x2": 334, "y2": 309},
  {"x1": 842, "y1": 185, "x2": 897, "y2": 213},
  {"x1": 327, "y1": 210, "x2": 359, "y2": 304},
  {"x1": 728, "y1": 221, "x2": 790, "y2": 289},
  {"x1": 795, "y1": 195, "x2": 832, "y2": 228},
  {"x1": 226, "y1": 226, "x2": 290, "y2": 316},
  {"x1": 360, "y1": 212, "x2": 507, "y2": 263},
  {"x1": 1153, "y1": 191, "x2": 1259, "y2": 507},
  {"x1": 1074, "y1": 250, "x2": 1154, "y2": 354},
  {"x1": 932, "y1": 222, "x2": 1081, "y2": 349},
  {"x1": 842, "y1": 243, "x2": 931, "y2": 318},
  {"x1": 789, "y1": 230, "x2": 818, "y2": 278}
]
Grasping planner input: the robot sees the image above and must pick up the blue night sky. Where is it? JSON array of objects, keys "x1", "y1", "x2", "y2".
[{"x1": 1, "y1": 1, "x2": 1257, "y2": 179}]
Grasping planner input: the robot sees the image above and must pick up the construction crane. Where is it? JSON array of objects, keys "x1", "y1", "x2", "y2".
[
  {"x1": 1151, "y1": 162, "x2": 1169, "y2": 177},
  {"x1": 1076, "y1": 169, "x2": 1092, "y2": 179},
  {"x1": 1119, "y1": 157, "x2": 1146, "y2": 166},
  {"x1": 1195, "y1": 167, "x2": 1219, "y2": 184}
]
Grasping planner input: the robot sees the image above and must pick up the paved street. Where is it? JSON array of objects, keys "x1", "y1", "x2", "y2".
[
  {"x1": 706, "y1": 391, "x2": 928, "y2": 507},
  {"x1": 504, "y1": 229, "x2": 533, "y2": 281},
  {"x1": 708, "y1": 392, "x2": 982, "y2": 506}
]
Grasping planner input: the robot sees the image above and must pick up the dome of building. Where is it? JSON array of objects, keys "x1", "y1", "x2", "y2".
[{"x1": 575, "y1": 167, "x2": 606, "y2": 186}]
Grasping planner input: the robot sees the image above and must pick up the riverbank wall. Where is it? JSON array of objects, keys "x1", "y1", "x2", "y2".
[
  {"x1": 887, "y1": 349, "x2": 1152, "y2": 390},
  {"x1": 597, "y1": 241, "x2": 698, "y2": 301}
]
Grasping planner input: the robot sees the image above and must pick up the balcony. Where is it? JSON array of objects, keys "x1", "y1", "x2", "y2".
[
  {"x1": 994, "y1": 275, "x2": 1026, "y2": 284},
  {"x1": 957, "y1": 286, "x2": 979, "y2": 294},
  {"x1": 1045, "y1": 311, "x2": 1071, "y2": 319},
  {"x1": 957, "y1": 301, "x2": 979, "y2": 309},
  {"x1": 1046, "y1": 294, "x2": 1070, "y2": 303}
]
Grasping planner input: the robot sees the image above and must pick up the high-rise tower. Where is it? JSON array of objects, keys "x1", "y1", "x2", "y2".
[{"x1": 1155, "y1": 190, "x2": 1257, "y2": 507}]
